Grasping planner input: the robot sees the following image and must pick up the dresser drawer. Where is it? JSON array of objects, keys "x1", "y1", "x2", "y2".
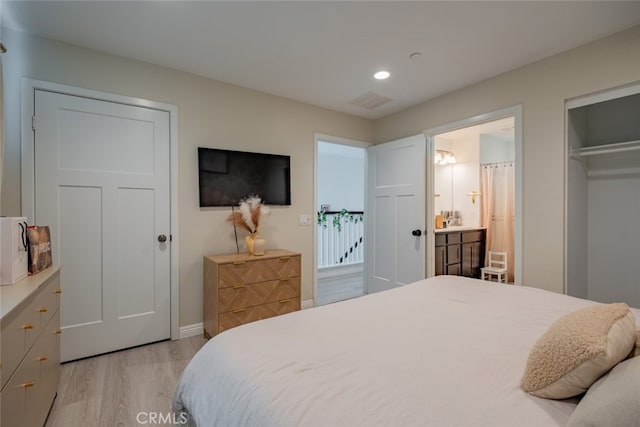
[
  {"x1": 31, "y1": 272, "x2": 61, "y2": 338},
  {"x1": 1, "y1": 310, "x2": 60, "y2": 427},
  {"x1": 1, "y1": 299, "x2": 39, "y2": 390},
  {"x1": 218, "y1": 255, "x2": 301, "y2": 288},
  {"x1": 435, "y1": 234, "x2": 446, "y2": 246},
  {"x1": 218, "y1": 277, "x2": 300, "y2": 313},
  {"x1": 462, "y1": 230, "x2": 484, "y2": 243},
  {"x1": 1, "y1": 275, "x2": 61, "y2": 389},
  {"x1": 218, "y1": 297, "x2": 301, "y2": 333},
  {"x1": 446, "y1": 232, "x2": 462, "y2": 244}
]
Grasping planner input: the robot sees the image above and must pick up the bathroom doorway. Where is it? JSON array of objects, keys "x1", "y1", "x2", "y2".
[{"x1": 425, "y1": 107, "x2": 523, "y2": 284}]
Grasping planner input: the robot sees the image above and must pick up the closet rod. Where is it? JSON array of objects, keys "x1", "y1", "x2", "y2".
[{"x1": 571, "y1": 139, "x2": 640, "y2": 157}]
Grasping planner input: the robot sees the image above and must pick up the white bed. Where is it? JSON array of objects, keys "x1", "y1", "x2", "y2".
[{"x1": 174, "y1": 275, "x2": 640, "y2": 427}]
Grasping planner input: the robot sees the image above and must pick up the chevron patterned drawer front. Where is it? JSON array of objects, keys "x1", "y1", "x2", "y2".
[
  {"x1": 203, "y1": 250, "x2": 301, "y2": 338},
  {"x1": 218, "y1": 256, "x2": 301, "y2": 287}
]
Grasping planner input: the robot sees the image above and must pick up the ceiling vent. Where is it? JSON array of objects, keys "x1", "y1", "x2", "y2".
[{"x1": 348, "y1": 91, "x2": 392, "y2": 110}]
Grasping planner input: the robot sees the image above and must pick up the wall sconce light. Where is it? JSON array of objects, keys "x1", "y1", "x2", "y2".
[
  {"x1": 434, "y1": 149, "x2": 456, "y2": 165},
  {"x1": 467, "y1": 191, "x2": 482, "y2": 204}
]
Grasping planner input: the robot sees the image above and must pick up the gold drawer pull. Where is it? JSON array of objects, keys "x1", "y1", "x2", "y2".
[
  {"x1": 19, "y1": 381, "x2": 35, "y2": 388},
  {"x1": 35, "y1": 355, "x2": 48, "y2": 362},
  {"x1": 54, "y1": 289, "x2": 62, "y2": 294},
  {"x1": 37, "y1": 307, "x2": 48, "y2": 313},
  {"x1": 232, "y1": 308, "x2": 247, "y2": 314},
  {"x1": 232, "y1": 285, "x2": 246, "y2": 290},
  {"x1": 22, "y1": 323, "x2": 35, "y2": 330},
  {"x1": 52, "y1": 329, "x2": 62, "y2": 335},
  {"x1": 232, "y1": 261, "x2": 245, "y2": 265},
  {"x1": 279, "y1": 256, "x2": 291, "y2": 260}
]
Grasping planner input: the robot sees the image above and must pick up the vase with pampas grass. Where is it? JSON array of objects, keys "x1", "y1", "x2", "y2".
[{"x1": 227, "y1": 196, "x2": 270, "y2": 255}]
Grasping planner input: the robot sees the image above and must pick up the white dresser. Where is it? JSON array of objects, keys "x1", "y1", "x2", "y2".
[{"x1": 1, "y1": 266, "x2": 61, "y2": 427}]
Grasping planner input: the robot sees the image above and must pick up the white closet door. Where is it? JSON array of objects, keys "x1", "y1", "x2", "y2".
[{"x1": 34, "y1": 90, "x2": 171, "y2": 362}]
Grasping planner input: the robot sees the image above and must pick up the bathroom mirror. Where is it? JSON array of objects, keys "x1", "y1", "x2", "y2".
[{"x1": 434, "y1": 163, "x2": 454, "y2": 218}]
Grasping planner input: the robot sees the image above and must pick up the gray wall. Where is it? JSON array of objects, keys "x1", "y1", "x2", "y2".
[
  {"x1": 0, "y1": 28, "x2": 373, "y2": 327},
  {"x1": 3, "y1": 23, "x2": 640, "y2": 325},
  {"x1": 374, "y1": 25, "x2": 640, "y2": 294}
]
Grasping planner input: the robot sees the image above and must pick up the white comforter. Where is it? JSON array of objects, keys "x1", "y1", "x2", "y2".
[{"x1": 174, "y1": 276, "x2": 640, "y2": 427}]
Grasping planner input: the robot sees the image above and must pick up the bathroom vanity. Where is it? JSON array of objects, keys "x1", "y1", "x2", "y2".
[{"x1": 435, "y1": 227, "x2": 486, "y2": 278}]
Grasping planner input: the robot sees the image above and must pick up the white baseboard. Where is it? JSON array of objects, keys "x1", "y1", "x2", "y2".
[
  {"x1": 178, "y1": 301, "x2": 314, "y2": 339},
  {"x1": 178, "y1": 322, "x2": 203, "y2": 339}
]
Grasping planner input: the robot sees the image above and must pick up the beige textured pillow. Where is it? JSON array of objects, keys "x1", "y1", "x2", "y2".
[
  {"x1": 632, "y1": 330, "x2": 640, "y2": 358},
  {"x1": 521, "y1": 303, "x2": 636, "y2": 399}
]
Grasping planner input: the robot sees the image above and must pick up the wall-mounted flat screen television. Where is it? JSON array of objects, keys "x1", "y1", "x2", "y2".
[{"x1": 198, "y1": 147, "x2": 291, "y2": 207}]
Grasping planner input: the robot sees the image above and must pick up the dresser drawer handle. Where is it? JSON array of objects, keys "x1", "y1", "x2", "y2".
[
  {"x1": 232, "y1": 308, "x2": 247, "y2": 314},
  {"x1": 35, "y1": 355, "x2": 48, "y2": 362},
  {"x1": 52, "y1": 329, "x2": 62, "y2": 335},
  {"x1": 37, "y1": 307, "x2": 48, "y2": 313},
  {"x1": 279, "y1": 256, "x2": 291, "y2": 261},
  {"x1": 22, "y1": 323, "x2": 35, "y2": 330},
  {"x1": 54, "y1": 289, "x2": 62, "y2": 294},
  {"x1": 232, "y1": 261, "x2": 245, "y2": 265},
  {"x1": 279, "y1": 299, "x2": 292, "y2": 304},
  {"x1": 232, "y1": 285, "x2": 246, "y2": 290},
  {"x1": 19, "y1": 381, "x2": 35, "y2": 388}
]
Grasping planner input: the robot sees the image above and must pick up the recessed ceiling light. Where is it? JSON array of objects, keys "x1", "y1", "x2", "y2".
[{"x1": 374, "y1": 71, "x2": 390, "y2": 80}]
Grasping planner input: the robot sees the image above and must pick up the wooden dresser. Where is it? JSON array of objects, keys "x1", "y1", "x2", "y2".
[
  {"x1": 204, "y1": 250, "x2": 301, "y2": 338},
  {"x1": 1, "y1": 266, "x2": 61, "y2": 427}
]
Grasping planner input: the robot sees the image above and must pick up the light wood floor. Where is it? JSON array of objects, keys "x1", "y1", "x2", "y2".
[
  {"x1": 316, "y1": 270, "x2": 364, "y2": 306},
  {"x1": 45, "y1": 336, "x2": 206, "y2": 427}
]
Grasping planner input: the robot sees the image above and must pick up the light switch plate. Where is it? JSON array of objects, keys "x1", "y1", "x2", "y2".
[{"x1": 298, "y1": 214, "x2": 312, "y2": 226}]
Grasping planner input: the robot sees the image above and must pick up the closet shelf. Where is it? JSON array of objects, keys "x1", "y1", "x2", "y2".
[{"x1": 570, "y1": 139, "x2": 640, "y2": 158}]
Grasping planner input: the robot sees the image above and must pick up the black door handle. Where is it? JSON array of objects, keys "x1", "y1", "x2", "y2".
[
  {"x1": 411, "y1": 229, "x2": 422, "y2": 236},
  {"x1": 158, "y1": 234, "x2": 167, "y2": 243}
]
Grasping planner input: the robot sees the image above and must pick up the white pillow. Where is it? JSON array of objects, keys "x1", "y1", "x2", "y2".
[
  {"x1": 567, "y1": 355, "x2": 640, "y2": 427},
  {"x1": 521, "y1": 303, "x2": 636, "y2": 399}
]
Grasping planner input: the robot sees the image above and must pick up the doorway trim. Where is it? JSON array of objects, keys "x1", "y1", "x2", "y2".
[
  {"x1": 21, "y1": 78, "x2": 180, "y2": 339},
  {"x1": 423, "y1": 105, "x2": 523, "y2": 285},
  {"x1": 313, "y1": 133, "x2": 371, "y2": 305}
]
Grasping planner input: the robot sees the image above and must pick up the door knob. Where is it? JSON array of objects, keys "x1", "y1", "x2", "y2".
[
  {"x1": 411, "y1": 229, "x2": 422, "y2": 236},
  {"x1": 158, "y1": 234, "x2": 167, "y2": 243}
]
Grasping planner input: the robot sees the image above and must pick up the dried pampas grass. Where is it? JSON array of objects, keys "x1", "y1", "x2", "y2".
[{"x1": 227, "y1": 196, "x2": 269, "y2": 233}]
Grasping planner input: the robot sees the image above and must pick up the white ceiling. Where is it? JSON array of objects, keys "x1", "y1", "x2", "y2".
[{"x1": 3, "y1": 1, "x2": 640, "y2": 120}]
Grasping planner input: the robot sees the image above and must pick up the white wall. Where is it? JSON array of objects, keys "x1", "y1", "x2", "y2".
[
  {"x1": 587, "y1": 176, "x2": 640, "y2": 308},
  {"x1": 4, "y1": 23, "x2": 640, "y2": 317},
  {"x1": 0, "y1": 28, "x2": 373, "y2": 326},
  {"x1": 317, "y1": 142, "x2": 365, "y2": 212},
  {"x1": 566, "y1": 109, "x2": 589, "y2": 299},
  {"x1": 479, "y1": 133, "x2": 514, "y2": 164},
  {"x1": 374, "y1": 25, "x2": 640, "y2": 294}
]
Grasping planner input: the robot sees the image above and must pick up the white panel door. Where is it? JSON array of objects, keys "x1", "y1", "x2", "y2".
[
  {"x1": 367, "y1": 135, "x2": 426, "y2": 293},
  {"x1": 34, "y1": 90, "x2": 171, "y2": 362}
]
